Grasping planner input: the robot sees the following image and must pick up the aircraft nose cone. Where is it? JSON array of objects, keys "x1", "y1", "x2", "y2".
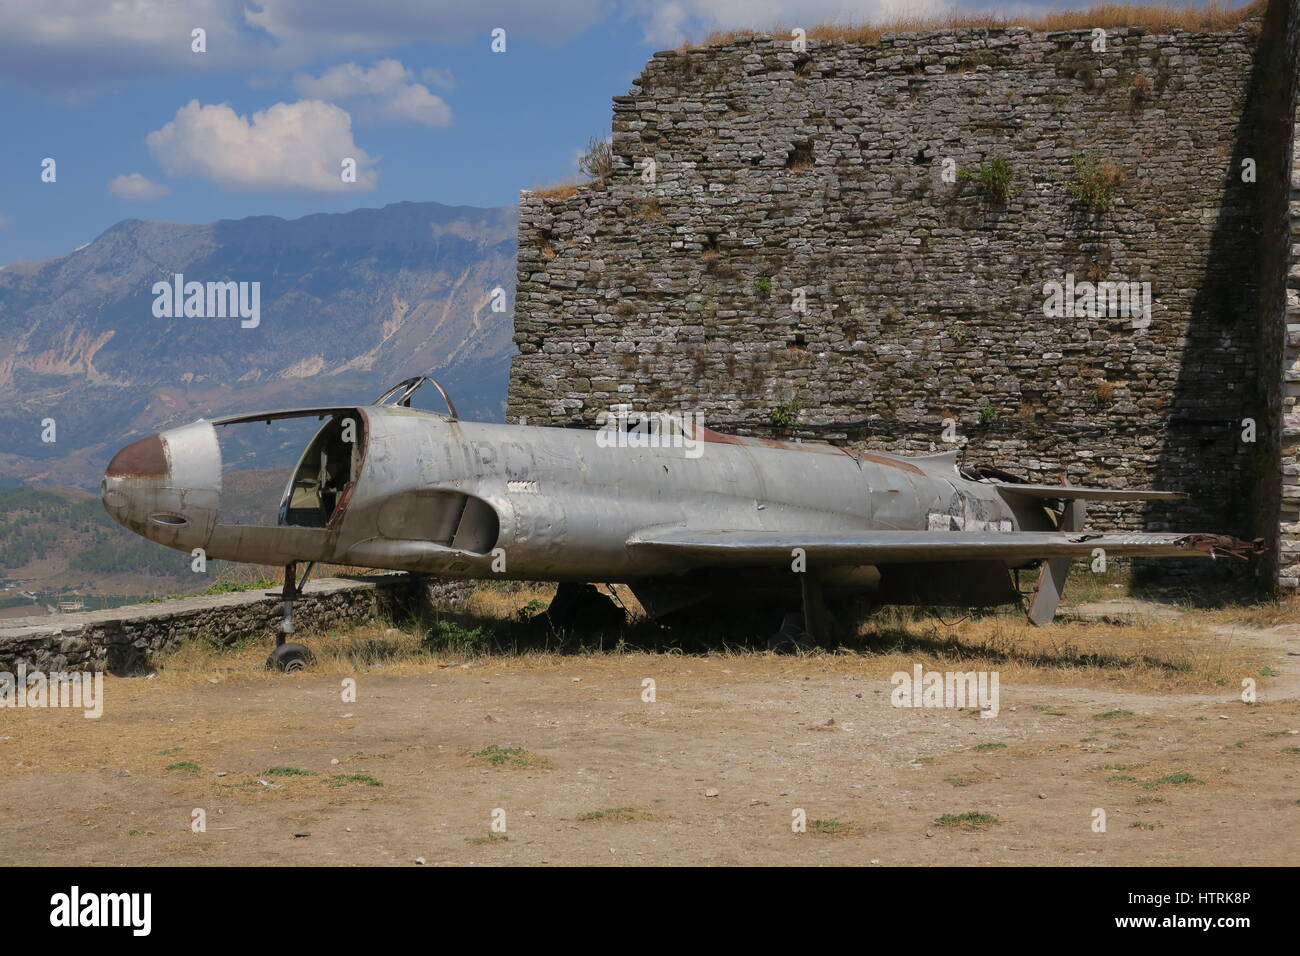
[
  {"x1": 105, "y1": 433, "x2": 168, "y2": 480},
  {"x1": 102, "y1": 433, "x2": 169, "y2": 529},
  {"x1": 101, "y1": 422, "x2": 220, "y2": 545}
]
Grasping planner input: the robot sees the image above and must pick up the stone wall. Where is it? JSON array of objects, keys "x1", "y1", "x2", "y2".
[
  {"x1": 0, "y1": 575, "x2": 469, "y2": 675},
  {"x1": 510, "y1": 3, "x2": 1300, "y2": 590},
  {"x1": 1276, "y1": 0, "x2": 1300, "y2": 586}
]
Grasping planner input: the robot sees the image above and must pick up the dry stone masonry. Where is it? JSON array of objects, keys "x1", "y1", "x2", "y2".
[
  {"x1": 0, "y1": 575, "x2": 468, "y2": 674},
  {"x1": 510, "y1": 0, "x2": 1300, "y2": 591}
]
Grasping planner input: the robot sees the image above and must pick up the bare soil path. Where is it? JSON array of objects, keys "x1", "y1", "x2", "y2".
[{"x1": 2, "y1": 600, "x2": 1298, "y2": 866}]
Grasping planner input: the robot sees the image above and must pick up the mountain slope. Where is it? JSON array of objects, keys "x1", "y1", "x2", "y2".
[{"x1": 0, "y1": 200, "x2": 518, "y2": 487}]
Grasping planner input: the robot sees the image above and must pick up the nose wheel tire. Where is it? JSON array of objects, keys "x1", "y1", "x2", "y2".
[{"x1": 266, "y1": 642, "x2": 314, "y2": 673}]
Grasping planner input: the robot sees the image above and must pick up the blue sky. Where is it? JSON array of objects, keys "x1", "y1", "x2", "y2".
[{"x1": 0, "y1": 0, "x2": 1246, "y2": 266}]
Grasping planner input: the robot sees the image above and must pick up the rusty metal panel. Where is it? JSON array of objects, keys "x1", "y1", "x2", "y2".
[{"x1": 105, "y1": 434, "x2": 167, "y2": 478}]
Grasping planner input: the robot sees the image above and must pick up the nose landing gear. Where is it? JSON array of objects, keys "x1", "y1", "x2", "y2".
[{"x1": 265, "y1": 561, "x2": 317, "y2": 673}]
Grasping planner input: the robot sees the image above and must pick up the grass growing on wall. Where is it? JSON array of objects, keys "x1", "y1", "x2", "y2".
[
  {"x1": 1067, "y1": 152, "x2": 1125, "y2": 211},
  {"x1": 686, "y1": 1, "x2": 1264, "y2": 48},
  {"x1": 960, "y1": 156, "x2": 1016, "y2": 202}
]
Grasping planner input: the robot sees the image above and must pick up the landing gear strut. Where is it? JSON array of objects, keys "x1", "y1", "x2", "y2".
[
  {"x1": 768, "y1": 572, "x2": 835, "y2": 653},
  {"x1": 539, "y1": 582, "x2": 627, "y2": 631},
  {"x1": 265, "y1": 561, "x2": 316, "y2": 673}
]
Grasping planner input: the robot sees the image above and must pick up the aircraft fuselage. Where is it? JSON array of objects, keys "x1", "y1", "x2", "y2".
[{"x1": 102, "y1": 405, "x2": 1022, "y2": 583}]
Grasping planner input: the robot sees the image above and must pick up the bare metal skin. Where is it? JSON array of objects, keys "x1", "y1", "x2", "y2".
[{"x1": 102, "y1": 390, "x2": 1261, "y2": 637}]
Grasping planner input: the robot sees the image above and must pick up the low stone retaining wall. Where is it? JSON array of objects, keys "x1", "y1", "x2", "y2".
[{"x1": 0, "y1": 574, "x2": 471, "y2": 675}]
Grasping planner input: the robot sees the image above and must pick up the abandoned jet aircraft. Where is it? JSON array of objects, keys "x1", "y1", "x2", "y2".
[{"x1": 101, "y1": 376, "x2": 1262, "y2": 669}]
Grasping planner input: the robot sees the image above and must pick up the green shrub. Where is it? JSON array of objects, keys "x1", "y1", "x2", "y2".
[
  {"x1": 959, "y1": 155, "x2": 1015, "y2": 202},
  {"x1": 769, "y1": 399, "x2": 804, "y2": 427},
  {"x1": 1066, "y1": 152, "x2": 1123, "y2": 211}
]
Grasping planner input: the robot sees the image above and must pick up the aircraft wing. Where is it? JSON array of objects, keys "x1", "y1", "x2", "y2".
[{"x1": 626, "y1": 529, "x2": 1262, "y2": 566}]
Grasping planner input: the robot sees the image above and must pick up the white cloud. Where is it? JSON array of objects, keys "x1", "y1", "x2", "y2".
[
  {"x1": 0, "y1": 0, "x2": 605, "y2": 89},
  {"x1": 107, "y1": 173, "x2": 172, "y2": 200},
  {"x1": 420, "y1": 67, "x2": 455, "y2": 91},
  {"x1": 294, "y1": 59, "x2": 452, "y2": 127},
  {"x1": 0, "y1": 0, "x2": 974, "y2": 90},
  {"x1": 0, "y1": 0, "x2": 254, "y2": 88},
  {"x1": 145, "y1": 99, "x2": 378, "y2": 194},
  {"x1": 245, "y1": 0, "x2": 608, "y2": 52}
]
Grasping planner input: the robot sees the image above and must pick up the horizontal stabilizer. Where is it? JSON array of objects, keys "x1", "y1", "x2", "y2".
[
  {"x1": 627, "y1": 529, "x2": 1260, "y2": 567},
  {"x1": 992, "y1": 483, "x2": 1186, "y2": 501}
]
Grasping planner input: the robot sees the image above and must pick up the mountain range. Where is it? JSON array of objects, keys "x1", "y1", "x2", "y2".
[{"x1": 0, "y1": 200, "x2": 518, "y2": 489}]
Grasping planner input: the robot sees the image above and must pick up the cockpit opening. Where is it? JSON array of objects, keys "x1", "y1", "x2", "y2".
[{"x1": 280, "y1": 412, "x2": 365, "y2": 528}]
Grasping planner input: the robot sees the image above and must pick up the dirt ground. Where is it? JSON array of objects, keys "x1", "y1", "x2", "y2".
[{"x1": 2, "y1": 597, "x2": 1299, "y2": 866}]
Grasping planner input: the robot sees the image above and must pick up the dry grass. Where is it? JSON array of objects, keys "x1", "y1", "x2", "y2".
[
  {"x1": 2, "y1": 577, "x2": 1288, "y2": 827},
  {"x1": 685, "y1": 1, "x2": 1262, "y2": 49},
  {"x1": 842, "y1": 604, "x2": 1263, "y2": 693},
  {"x1": 149, "y1": 622, "x2": 438, "y2": 683},
  {"x1": 134, "y1": 579, "x2": 1275, "y2": 695},
  {"x1": 460, "y1": 580, "x2": 555, "y2": 619},
  {"x1": 1191, "y1": 598, "x2": 1300, "y2": 628},
  {"x1": 0, "y1": 692, "x2": 403, "y2": 803},
  {"x1": 577, "y1": 806, "x2": 653, "y2": 822},
  {"x1": 526, "y1": 181, "x2": 581, "y2": 201},
  {"x1": 1060, "y1": 562, "x2": 1132, "y2": 603}
]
